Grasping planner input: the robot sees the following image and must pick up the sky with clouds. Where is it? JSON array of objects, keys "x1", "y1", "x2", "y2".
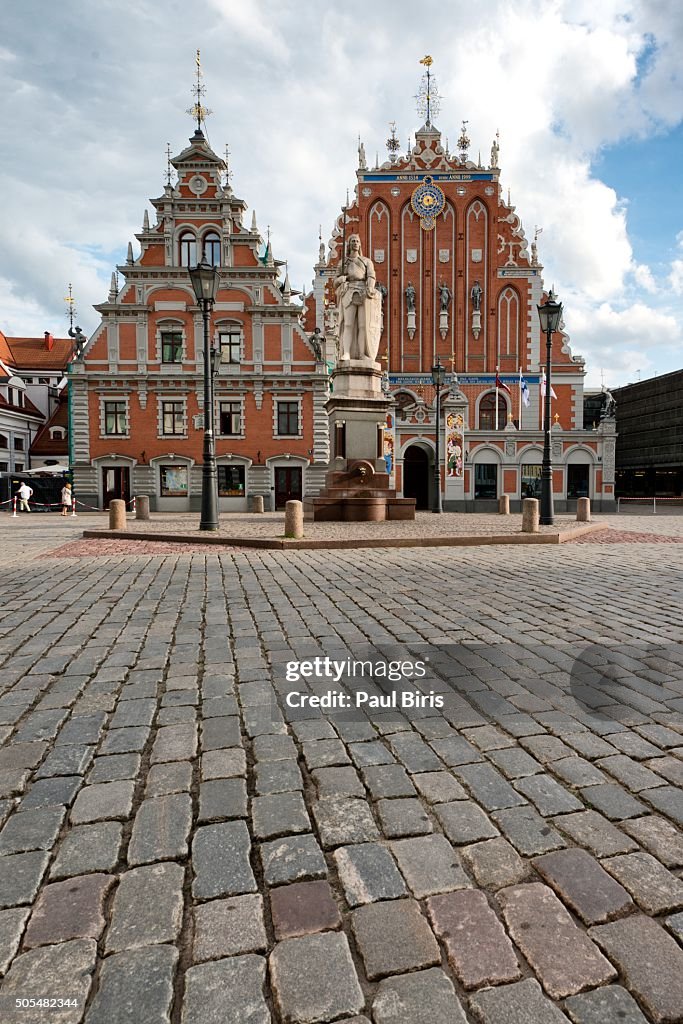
[{"x1": 1, "y1": 0, "x2": 682, "y2": 387}]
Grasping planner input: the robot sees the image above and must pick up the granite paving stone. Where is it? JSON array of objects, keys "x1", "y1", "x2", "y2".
[
  {"x1": 255, "y1": 758, "x2": 303, "y2": 794},
  {"x1": 550, "y1": 756, "x2": 607, "y2": 788},
  {"x1": 0, "y1": 850, "x2": 49, "y2": 908},
  {"x1": 428, "y1": 889, "x2": 521, "y2": 988},
  {"x1": 486, "y1": 747, "x2": 544, "y2": 779},
  {"x1": 643, "y1": 784, "x2": 683, "y2": 826},
  {"x1": 348, "y1": 740, "x2": 395, "y2": 767},
  {"x1": 621, "y1": 814, "x2": 683, "y2": 867},
  {"x1": 387, "y1": 733, "x2": 445, "y2": 772},
  {"x1": 20, "y1": 775, "x2": 81, "y2": 810},
  {"x1": 390, "y1": 834, "x2": 470, "y2": 897},
  {"x1": 88, "y1": 753, "x2": 141, "y2": 783},
  {"x1": 270, "y1": 932, "x2": 364, "y2": 1022},
  {"x1": 127, "y1": 792, "x2": 192, "y2": 865},
  {"x1": 260, "y1": 833, "x2": 327, "y2": 885},
  {"x1": 105, "y1": 862, "x2": 184, "y2": 952},
  {"x1": 514, "y1": 773, "x2": 583, "y2": 815},
  {"x1": 302, "y1": 738, "x2": 350, "y2": 768},
  {"x1": 454, "y1": 762, "x2": 528, "y2": 811},
  {"x1": 107, "y1": 699, "x2": 156, "y2": 729},
  {"x1": 603, "y1": 851, "x2": 683, "y2": 914},
  {"x1": 644, "y1": 755, "x2": 683, "y2": 786},
  {"x1": 520, "y1": 734, "x2": 575, "y2": 763},
  {"x1": 461, "y1": 837, "x2": 529, "y2": 889},
  {"x1": 182, "y1": 954, "x2": 269, "y2": 1024},
  {"x1": 553, "y1": 809, "x2": 638, "y2": 857},
  {"x1": 150, "y1": 723, "x2": 197, "y2": 763},
  {"x1": 351, "y1": 899, "x2": 440, "y2": 979},
  {"x1": 270, "y1": 879, "x2": 341, "y2": 938},
  {"x1": 200, "y1": 716, "x2": 241, "y2": 750},
  {"x1": 334, "y1": 842, "x2": 407, "y2": 905},
  {"x1": 533, "y1": 847, "x2": 633, "y2": 924},
  {"x1": 24, "y1": 872, "x2": 114, "y2": 948},
  {"x1": 372, "y1": 967, "x2": 468, "y2": 1024},
  {"x1": 0, "y1": 938, "x2": 97, "y2": 1024},
  {"x1": 312, "y1": 796, "x2": 380, "y2": 847},
  {"x1": 99, "y1": 727, "x2": 150, "y2": 755},
  {"x1": 0, "y1": 806, "x2": 65, "y2": 853},
  {"x1": 85, "y1": 945, "x2": 178, "y2": 1024},
  {"x1": 582, "y1": 782, "x2": 647, "y2": 820},
  {"x1": 564, "y1": 985, "x2": 650, "y2": 1024},
  {"x1": 192, "y1": 820, "x2": 256, "y2": 899},
  {"x1": 499, "y1": 882, "x2": 616, "y2": 998},
  {"x1": 252, "y1": 791, "x2": 311, "y2": 839},
  {"x1": 252, "y1": 733, "x2": 297, "y2": 761},
  {"x1": 411, "y1": 770, "x2": 467, "y2": 802},
  {"x1": 429, "y1": 734, "x2": 482, "y2": 768},
  {"x1": 491, "y1": 805, "x2": 565, "y2": 856},
  {"x1": 70, "y1": 781, "x2": 135, "y2": 824},
  {"x1": 596, "y1": 753, "x2": 664, "y2": 791},
  {"x1": 193, "y1": 894, "x2": 267, "y2": 960},
  {"x1": 200, "y1": 747, "x2": 246, "y2": 779},
  {"x1": 145, "y1": 760, "x2": 193, "y2": 796},
  {"x1": 665, "y1": 911, "x2": 683, "y2": 943},
  {"x1": 360, "y1": 763, "x2": 417, "y2": 798},
  {"x1": 469, "y1": 977, "x2": 573, "y2": 1024},
  {"x1": 0, "y1": 906, "x2": 30, "y2": 976},
  {"x1": 434, "y1": 800, "x2": 499, "y2": 844},
  {"x1": 57, "y1": 713, "x2": 108, "y2": 745},
  {"x1": 36, "y1": 743, "x2": 95, "y2": 777},
  {"x1": 376, "y1": 797, "x2": 432, "y2": 837},
  {"x1": 591, "y1": 914, "x2": 683, "y2": 1024},
  {"x1": 198, "y1": 778, "x2": 248, "y2": 821},
  {"x1": 50, "y1": 822, "x2": 123, "y2": 879}
]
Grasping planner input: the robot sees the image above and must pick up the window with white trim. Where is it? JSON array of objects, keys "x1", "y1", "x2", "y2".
[
  {"x1": 203, "y1": 232, "x2": 221, "y2": 266},
  {"x1": 276, "y1": 400, "x2": 300, "y2": 437},
  {"x1": 161, "y1": 400, "x2": 185, "y2": 436},
  {"x1": 219, "y1": 327, "x2": 241, "y2": 365},
  {"x1": 219, "y1": 401, "x2": 242, "y2": 436},
  {"x1": 218, "y1": 464, "x2": 245, "y2": 496},
  {"x1": 161, "y1": 330, "x2": 183, "y2": 363},
  {"x1": 104, "y1": 401, "x2": 127, "y2": 436},
  {"x1": 179, "y1": 232, "x2": 197, "y2": 267}
]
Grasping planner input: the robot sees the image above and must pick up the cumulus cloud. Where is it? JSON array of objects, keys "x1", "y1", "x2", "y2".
[{"x1": 0, "y1": 0, "x2": 682, "y2": 388}]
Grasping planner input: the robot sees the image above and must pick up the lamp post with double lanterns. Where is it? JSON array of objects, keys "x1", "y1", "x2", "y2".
[
  {"x1": 536, "y1": 289, "x2": 563, "y2": 526},
  {"x1": 431, "y1": 355, "x2": 446, "y2": 513},
  {"x1": 189, "y1": 256, "x2": 220, "y2": 531}
]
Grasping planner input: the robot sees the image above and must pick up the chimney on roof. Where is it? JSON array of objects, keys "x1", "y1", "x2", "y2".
[{"x1": 44, "y1": 331, "x2": 54, "y2": 351}]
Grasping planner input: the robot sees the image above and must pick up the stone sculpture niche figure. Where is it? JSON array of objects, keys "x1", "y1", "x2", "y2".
[
  {"x1": 490, "y1": 137, "x2": 499, "y2": 168},
  {"x1": 439, "y1": 281, "x2": 452, "y2": 312},
  {"x1": 601, "y1": 389, "x2": 616, "y2": 419},
  {"x1": 405, "y1": 282, "x2": 416, "y2": 312},
  {"x1": 334, "y1": 234, "x2": 382, "y2": 364},
  {"x1": 309, "y1": 327, "x2": 324, "y2": 362},
  {"x1": 471, "y1": 281, "x2": 482, "y2": 311}
]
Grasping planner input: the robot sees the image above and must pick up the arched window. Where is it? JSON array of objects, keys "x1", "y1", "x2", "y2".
[
  {"x1": 478, "y1": 392, "x2": 508, "y2": 430},
  {"x1": 179, "y1": 232, "x2": 197, "y2": 267},
  {"x1": 203, "y1": 232, "x2": 221, "y2": 266}
]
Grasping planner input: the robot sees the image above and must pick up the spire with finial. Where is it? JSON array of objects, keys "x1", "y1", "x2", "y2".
[
  {"x1": 186, "y1": 49, "x2": 212, "y2": 133},
  {"x1": 406, "y1": 135, "x2": 412, "y2": 159},
  {"x1": 386, "y1": 122, "x2": 400, "y2": 161},
  {"x1": 165, "y1": 143, "x2": 174, "y2": 187},
  {"x1": 251, "y1": 210, "x2": 258, "y2": 233},
  {"x1": 108, "y1": 273, "x2": 118, "y2": 302},
  {"x1": 223, "y1": 144, "x2": 233, "y2": 189},
  {"x1": 415, "y1": 56, "x2": 441, "y2": 127},
  {"x1": 444, "y1": 137, "x2": 450, "y2": 159},
  {"x1": 318, "y1": 225, "x2": 325, "y2": 265},
  {"x1": 126, "y1": 242, "x2": 134, "y2": 264},
  {"x1": 142, "y1": 209, "x2": 150, "y2": 231},
  {"x1": 64, "y1": 283, "x2": 77, "y2": 330},
  {"x1": 282, "y1": 263, "x2": 291, "y2": 303},
  {"x1": 457, "y1": 120, "x2": 470, "y2": 162}
]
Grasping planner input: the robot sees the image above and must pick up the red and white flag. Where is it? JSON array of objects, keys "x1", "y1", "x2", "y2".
[
  {"x1": 495, "y1": 370, "x2": 512, "y2": 395},
  {"x1": 540, "y1": 369, "x2": 557, "y2": 399}
]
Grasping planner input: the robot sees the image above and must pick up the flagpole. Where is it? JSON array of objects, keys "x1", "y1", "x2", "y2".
[
  {"x1": 518, "y1": 366, "x2": 522, "y2": 430},
  {"x1": 495, "y1": 368, "x2": 499, "y2": 432},
  {"x1": 540, "y1": 370, "x2": 544, "y2": 431}
]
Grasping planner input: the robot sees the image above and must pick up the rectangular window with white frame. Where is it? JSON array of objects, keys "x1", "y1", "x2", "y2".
[
  {"x1": 276, "y1": 399, "x2": 301, "y2": 437},
  {"x1": 161, "y1": 400, "x2": 186, "y2": 436},
  {"x1": 218, "y1": 464, "x2": 245, "y2": 496},
  {"x1": 218, "y1": 328, "x2": 242, "y2": 365},
  {"x1": 104, "y1": 400, "x2": 128, "y2": 436},
  {"x1": 219, "y1": 400, "x2": 242, "y2": 436},
  {"x1": 161, "y1": 330, "x2": 183, "y2": 364}
]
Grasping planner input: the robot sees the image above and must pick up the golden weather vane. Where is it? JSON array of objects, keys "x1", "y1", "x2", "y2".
[
  {"x1": 186, "y1": 49, "x2": 212, "y2": 132},
  {"x1": 415, "y1": 55, "x2": 440, "y2": 126},
  {"x1": 64, "y1": 283, "x2": 77, "y2": 330}
]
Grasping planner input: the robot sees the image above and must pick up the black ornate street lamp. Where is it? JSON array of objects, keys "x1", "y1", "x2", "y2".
[
  {"x1": 189, "y1": 257, "x2": 220, "y2": 531},
  {"x1": 537, "y1": 289, "x2": 563, "y2": 526},
  {"x1": 431, "y1": 355, "x2": 446, "y2": 513}
]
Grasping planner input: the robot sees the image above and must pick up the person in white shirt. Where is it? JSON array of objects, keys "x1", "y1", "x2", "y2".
[
  {"x1": 61, "y1": 483, "x2": 72, "y2": 516},
  {"x1": 17, "y1": 482, "x2": 33, "y2": 512}
]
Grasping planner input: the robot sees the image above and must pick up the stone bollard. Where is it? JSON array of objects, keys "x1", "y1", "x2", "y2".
[
  {"x1": 135, "y1": 495, "x2": 150, "y2": 521},
  {"x1": 251, "y1": 495, "x2": 264, "y2": 514},
  {"x1": 109, "y1": 499, "x2": 126, "y2": 531},
  {"x1": 284, "y1": 499, "x2": 304, "y2": 539},
  {"x1": 498, "y1": 494, "x2": 510, "y2": 515},
  {"x1": 577, "y1": 496, "x2": 591, "y2": 522},
  {"x1": 521, "y1": 497, "x2": 539, "y2": 533}
]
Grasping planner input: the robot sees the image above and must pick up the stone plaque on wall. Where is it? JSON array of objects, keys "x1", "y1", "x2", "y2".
[
  {"x1": 374, "y1": 249, "x2": 385, "y2": 263},
  {"x1": 438, "y1": 249, "x2": 450, "y2": 263},
  {"x1": 406, "y1": 249, "x2": 417, "y2": 263},
  {"x1": 471, "y1": 248, "x2": 482, "y2": 263}
]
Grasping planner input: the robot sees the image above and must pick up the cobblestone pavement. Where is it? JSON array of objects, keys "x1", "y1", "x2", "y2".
[{"x1": 1, "y1": 514, "x2": 683, "y2": 1023}]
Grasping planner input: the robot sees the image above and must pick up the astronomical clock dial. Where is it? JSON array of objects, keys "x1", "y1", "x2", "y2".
[{"x1": 410, "y1": 176, "x2": 445, "y2": 230}]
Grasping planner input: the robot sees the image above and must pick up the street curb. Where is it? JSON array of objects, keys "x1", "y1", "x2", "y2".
[{"x1": 82, "y1": 521, "x2": 609, "y2": 550}]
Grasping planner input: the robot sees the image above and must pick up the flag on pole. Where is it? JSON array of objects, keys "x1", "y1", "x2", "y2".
[
  {"x1": 495, "y1": 370, "x2": 512, "y2": 395},
  {"x1": 540, "y1": 370, "x2": 557, "y2": 399},
  {"x1": 520, "y1": 376, "x2": 530, "y2": 407}
]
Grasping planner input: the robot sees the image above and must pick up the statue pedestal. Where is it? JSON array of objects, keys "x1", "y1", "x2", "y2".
[
  {"x1": 439, "y1": 310, "x2": 449, "y2": 340},
  {"x1": 304, "y1": 363, "x2": 415, "y2": 522},
  {"x1": 472, "y1": 310, "x2": 481, "y2": 340},
  {"x1": 407, "y1": 310, "x2": 416, "y2": 340}
]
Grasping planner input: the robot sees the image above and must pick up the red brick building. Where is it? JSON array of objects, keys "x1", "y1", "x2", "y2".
[
  {"x1": 309, "y1": 114, "x2": 615, "y2": 511},
  {"x1": 71, "y1": 128, "x2": 328, "y2": 511}
]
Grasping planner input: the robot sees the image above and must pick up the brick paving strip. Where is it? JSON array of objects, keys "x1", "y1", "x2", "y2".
[{"x1": 2, "y1": 516, "x2": 683, "y2": 1022}]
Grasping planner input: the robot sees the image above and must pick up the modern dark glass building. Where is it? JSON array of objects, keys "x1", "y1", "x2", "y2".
[{"x1": 612, "y1": 371, "x2": 683, "y2": 496}]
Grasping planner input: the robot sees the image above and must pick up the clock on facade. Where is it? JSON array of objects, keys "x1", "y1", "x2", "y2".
[{"x1": 410, "y1": 176, "x2": 445, "y2": 230}]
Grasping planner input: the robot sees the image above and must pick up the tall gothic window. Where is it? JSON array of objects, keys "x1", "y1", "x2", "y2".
[
  {"x1": 179, "y1": 232, "x2": 197, "y2": 267},
  {"x1": 203, "y1": 232, "x2": 221, "y2": 266}
]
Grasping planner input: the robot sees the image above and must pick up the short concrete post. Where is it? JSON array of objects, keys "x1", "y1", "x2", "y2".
[
  {"x1": 251, "y1": 495, "x2": 264, "y2": 514},
  {"x1": 284, "y1": 499, "x2": 304, "y2": 539},
  {"x1": 521, "y1": 497, "x2": 539, "y2": 533},
  {"x1": 577, "y1": 496, "x2": 591, "y2": 522},
  {"x1": 109, "y1": 499, "x2": 126, "y2": 531},
  {"x1": 135, "y1": 495, "x2": 150, "y2": 521},
  {"x1": 498, "y1": 494, "x2": 510, "y2": 515}
]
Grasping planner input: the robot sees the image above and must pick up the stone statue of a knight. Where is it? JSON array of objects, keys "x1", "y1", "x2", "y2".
[{"x1": 334, "y1": 234, "x2": 382, "y2": 366}]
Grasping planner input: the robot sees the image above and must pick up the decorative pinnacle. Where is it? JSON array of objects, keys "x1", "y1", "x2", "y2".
[
  {"x1": 64, "y1": 283, "x2": 77, "y2": 329},
  {"x1": 415, "y1": 55, "x2": 441, "y2": 126},
  {"x1": 386, "y1": 121, "x2": 400, "y2": 160},
  {"x1": 223, "y1": 144, "x2": 233, "y2": 187},
  {"x1": 165, "y1": 143, "x2": 174, "y2": 186},
  {"x1": 186, "y1": 49, "x2": 212, "y2": 132},
  {"x1": 457, "y1": 120, "x2": 470, "y2": 160}
]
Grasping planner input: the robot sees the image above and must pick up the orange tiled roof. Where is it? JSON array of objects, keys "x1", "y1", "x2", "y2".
[{"x1": 1, "y1": 333, "x2": 73, "y2": 371}]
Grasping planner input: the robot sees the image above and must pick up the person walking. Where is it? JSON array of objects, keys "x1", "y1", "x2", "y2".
[
  {"x1": 17, "y1": 481, "x2": 33, "y2": 512},
  {"x1": 61, "y1": 482, "x2": 72, "y2": 516}
]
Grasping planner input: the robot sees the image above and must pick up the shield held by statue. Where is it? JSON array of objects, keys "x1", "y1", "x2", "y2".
[{"x1": 364, "y1": 291, "x2": 382, "y2": 363}]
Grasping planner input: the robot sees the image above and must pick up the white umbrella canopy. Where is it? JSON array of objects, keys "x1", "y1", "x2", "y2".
[{"x1": 22, "y1": 464, "x2": 70, "y2": 476}]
